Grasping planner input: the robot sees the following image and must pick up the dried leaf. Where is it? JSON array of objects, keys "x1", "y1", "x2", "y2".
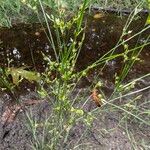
[
  {"x1": 93, "y1": 13, "x2": 104, "y2": 19},
  {"x1": 91, "y1": 89, "x2": 101, "y2": 107},
  {"x1": 1, "y1": 105, "x2": 21, "y2": 125}
]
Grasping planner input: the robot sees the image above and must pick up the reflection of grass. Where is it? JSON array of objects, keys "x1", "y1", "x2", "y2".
[{"x1": 0, "y1": 0, "x2": 150, "y2": 149}]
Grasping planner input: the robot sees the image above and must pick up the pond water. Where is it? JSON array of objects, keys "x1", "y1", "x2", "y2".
[{"x1": 0, "y1": 10, "x2": 149, "y2": 91}]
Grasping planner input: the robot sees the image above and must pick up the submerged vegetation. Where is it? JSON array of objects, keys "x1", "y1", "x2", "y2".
[{"x1": 0, "y1": 0, "x2": 150, "y2": 149}]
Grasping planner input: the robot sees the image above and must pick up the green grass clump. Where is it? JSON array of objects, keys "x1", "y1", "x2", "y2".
[
  {"x1": 25, "y1": 0, "x2": 150, "y2": 149},
  {"x1": 0, "y1": 0, "x2": 150, "y2": 149},
  {"x1": 0, "y1": 0, "x2": 149, "y2": 27}
]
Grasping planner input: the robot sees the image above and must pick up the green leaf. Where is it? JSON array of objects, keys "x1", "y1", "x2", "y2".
[
  {"x1": 146, "y1": 14, "x2": 150, "y2": 25},
  {"x1": 37, "y1": 87, "x2": 48, "y2": 98},
  {"x1": 6, "y1": 67, "x2": 41, "y2": 85}
]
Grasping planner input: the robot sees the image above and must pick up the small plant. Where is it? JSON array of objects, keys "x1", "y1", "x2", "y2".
[
  {"x1": 0, "y1": 0, "x2": 150, "y2": 149},
  {"x1": 25, "y1": 1, "x2": 150, "y2": 149},
  {"x1": 25, "y1": 0, "x2": 96, "y2": 149}
]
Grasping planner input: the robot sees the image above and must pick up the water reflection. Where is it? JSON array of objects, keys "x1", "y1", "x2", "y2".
[{"x1": 0, "y1": 11, "x2": 149, "y2": 87}]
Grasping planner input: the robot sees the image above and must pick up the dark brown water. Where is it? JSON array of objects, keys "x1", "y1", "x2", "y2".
[{"x1": 0, "y1": 10, "x2": 150, "y2": 89}]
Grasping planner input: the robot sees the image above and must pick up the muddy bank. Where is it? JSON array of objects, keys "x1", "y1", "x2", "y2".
[{"x1": 0, "y1": 88, "x2": 150, "y2": 149}]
